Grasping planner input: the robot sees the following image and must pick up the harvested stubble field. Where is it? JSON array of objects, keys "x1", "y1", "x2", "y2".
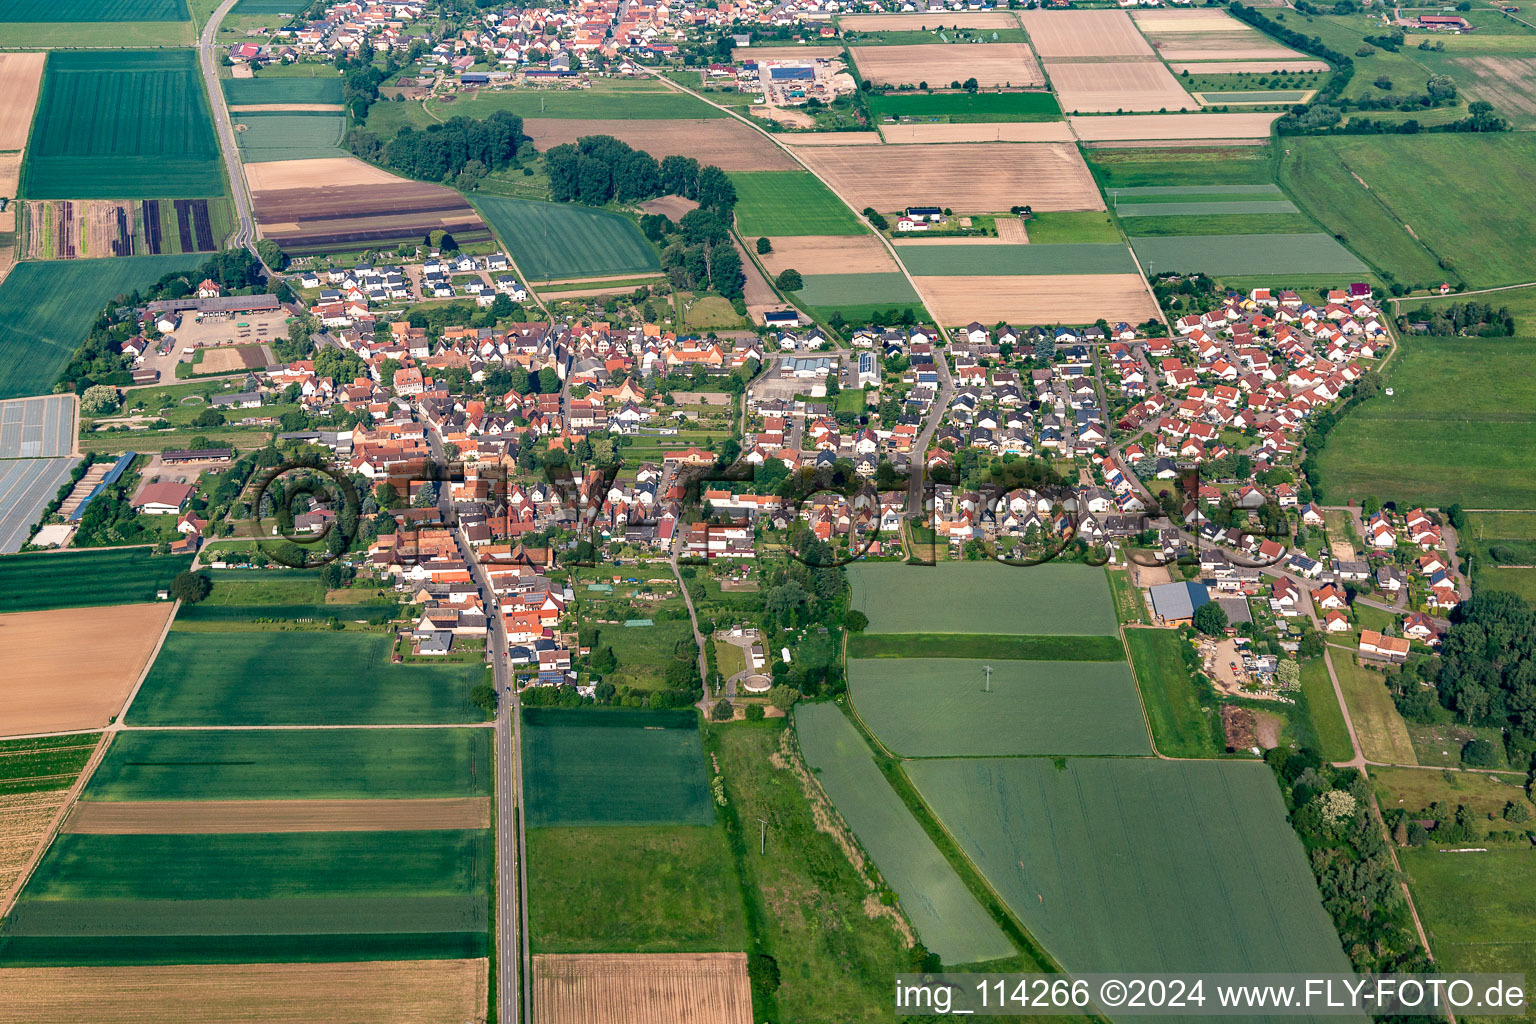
[
  {"x1": 1069, "y1": 111, "x2": 1278, "y2": 141},
  {"x1": 760, "y1": 234, "x2": 898, "y2": 276},
  {"x1": 0, "y1": 52, "x2": 44, "y2": 150},
  {"x1": 1019, "y1": 9, "x2": 1154, "y2": 58},
  {"x1": 794, "y1": 142, "x2": 1102, "y2": 213},
  {"x1": 243, "y1": 156, "x2": 396, "y2": 191},
  {"x1": 778, "y1": 130, "x2": 882, "y2": 145},
  {"x1": 533, "y1": 953, "x2": 752, "y2": 1024},
  {"x1": 913, "y1": 272, "x2": 1158, "y2": 326},
  {"x1": 849, "y1": 43, "x2": 1043, "y2": 88},
  {"x1": 0, "y1": 959, "x2": 488, "y2": 1023},
  {"x1": 906, "y1": 758, "x2": 1353, "y2": 976},
  {"x1": 63, "y1": 797, "x2": 491, "y2": 834},
  {"x1": 848, "y1": 657, "x2": 1150, "y2": 757},
  {"x1": 0, "y1": 604, "x2": 174, "y2": 735},
  {"x1": 879, "y1": 120, "x2": 1074, "y2": 143},
  {"x1": 839, "y1": 12, "x2": 1020, "y2": 30},
  {"x1": 1046, "y1": 60, "x2": 1197, "y2": 113},
  {"x1": 848, "y1": 561, "x2": 1120, "y2": 635},
  {"x1": 895, "y1": 241, "x2": 1135, "y2": 275},
  {"x1": 1131, "y1": 8, "x2": 1309, "y2": 60},
  {"x1": 793, "y1": 703, "x2": 1012, "y2": 966},
  {"x1": 0, "y1": 791, "x2": 70, "y2": 899},
  {"x1": 518, "y1": 117, "x2": 794, "y2": 171}
]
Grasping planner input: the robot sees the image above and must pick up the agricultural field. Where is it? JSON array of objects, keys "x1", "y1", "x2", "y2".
[
  {"x1": 894, "y1": 241, "x2": 1135, "y2": 275},
  {"x1": 906, "y1": 757, "x2": 1353, "y2": 976},
  {"x1": 793, "y1": 703, "x2": 1014, "y2": 966},
  {"x1": 1300, "y1": 657, "x2": 1356, "y2": 764},
  {"x1": 0, "y1": 0, "x2": 192, "y2": 46},
  {"x1": 727, "y1": 171, "x2": 866, "y2": 236},
  {"x1": 0, "y1": 52, "x2": 44, "y2": 151},
  {"x1": 247, "y1": 157, "x2": 491, "y2": 256},
  {"x1": 1067, "y1": 111, "x2": 1279, "y2": 142},
  {"x1": 864, "y1": 88, "x2": 1060, "y2": 122},
  {"x1": 850, "y1": 43, "x2": 1044, "y2": 90},
  {"x1": 0, "y1": 829, "x2": 491, "y2": 964},
  {"x1": 1, "y1": 735, "x2": 99, "y2": 907},
  {"x1": 533, "y1": 953, "x2": 752, "y2": 1024},
  {"x1": 126, "y1": 630, "x2": 486, "y2": 726},
  {"x1": 847, "y1": 632, "x2": 1122, "y2": 660},
  {"x1": 1463, "y1": 510, "x2": 1536, "y2": 604},
  {"x1": 1124, "y1": 627, "x2": 1221, "y2": 759},
  {"x1": 86, "y1": 729, "x2": 490, "y2": 802},
  {"x1": 1282, "y1": 134, "x2": 1536, "y2": 289},
  {"x1": 0, "y1": 255, "x2": 203, "y2": 400},
  {"x1": 794, "y1": 142, "x2": 1102, "y2": 214},
  {"x1": 1, "y1": 604, "x2": 175, "y2": 735},
  {"x1": 847, "y1": 658, "x2": 1151, "y2": 757},
  {"x1": 878, "y1": 121, "x2": 1074, "y2": 142},
  {"x1": 0, "y1": 960, "x2": 489, "y2": 1024},
  {"x1": 521, "y1": 709, "x2": 712, "y2": 828},
  {"x1": 1045, "y1": 60, "x2": 1197, "y2": 114},
  {"x1": 429, "y1": 79, "x2": 722, "y2": 121},
  {"x1": 0, "y1": 549, "x2": 192, "y2": 612},
  {"x1": 847, "y1": 562, "x2": 1119, "y2": 635},
  {"x1": 518, "y1": 117, "x2": 793, "y2": 171},
  {"x1": 1019, "y1": 9, "x2": 1154, "y2": 58},
  {"x1": 1129, "y1": 233, "x2": 1366, "y2": 277},
  {"x1": 792, "y1": 272, "x2": 918, "y2": 309},
  {"x1": 1398, "y1": 847, "x2": 1536, "y2": 984},
  {"x1": 475, "y1": 196, "x2": 659, "y2": 281},
  {"x1": 526, "y1": 826, "x2": 744, "y2": 953},
  {"x1": 1370, "y1": 764, "x2": 1534, "y2": 831},
  {"x1": 1316, "y1": 337, "x2": 1536, "y2": 508},
  {"x1": 911, "y1": 272, "x2": 1158, "y2": 327},
  {"x1": 19, "y1": 198, "x2": 229, "y2": 260},
  {"x1": 1329, "y1": 650, "x2": 1416, "y2": 765},
  {"x1": 222, "y1": 75, "x2": 345, "y2": 107},
  {"x1": 1086, "y1": 144, "x2": 1274, "y2": 188},
  {"x1": 759, "y1": 234, "x2": 898, "y2": 276},
  {"x1": 24, "y1": 51, "x2": 223, "y2": 199},
  {"x1": 1131, "y1": 7, "x2": 1313, "y2": 62},
  {"x1": 61, "y1": 799, "x2": 489, "y2": 834},
  {"x1": 233, "y1": 111, "x2": 345, "y2": 162},
  {"x1": 838, "y1": 11, "x2": 1021, "y2": 31}
]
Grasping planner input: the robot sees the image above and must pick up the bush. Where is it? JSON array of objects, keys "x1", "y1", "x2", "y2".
[
  {"x1": 755, "y1": 236, "x2": 772, "y2": 254},
  {"x1": 80, "y1": 384, "x2": 120, "y2": 415},
  {"x1": 169, "y1": 570, "x2": 212, "y2": 604},
  {"x1": 775, "y1": 268, "x2": 803, "y2": 291},
  {"x1": 710, "y1": 698, "x2": 734, "y2": 721},
  {"x1": 744, "y1": 703, "x2": 765, "y2": 721},
  {"x1": 767, "y1": 684, "x2": 800, "y2": 711},
  {"x1": 1461, "y1": 738, "x2": 1500, "y2": 768},
  {"x1": 471, "y1": 682, "x2": 498, "y2": 716}
]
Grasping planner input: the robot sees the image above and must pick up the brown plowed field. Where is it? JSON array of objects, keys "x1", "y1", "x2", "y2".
[
  {"x1": 519, "y1": 118, "x2": 794, "y2": 171},
  {"x1": 794, "y1": 142, "x2": 1102, "y2": 213},
  {"x1": 840, "y1": 12, "x2": 1021, "y2": 29},
  {"x1": 912, "y1": 272, "x2": 1158, "y2": 325},
  {"x1": 1019, "y1": 10, "x2": 1154, "y2": 58},
  {"x1": 1069, "y1": 112, "x2": 1278, "y2": 141},
  {"x1": 0, "y1": 791, "x2": 69, "y2": 898},
  {"x1": 995, "y1": 216, "x2": 1028, "y2": 243},
  {"x1": 0, "y1": 52, "x2": 45, "y2": 151},
  {"x1": 533, "y1": 953, "x2": 752, "y2": 1024},
  {"x1": 1046, "y1": 60, "x2": 1197, "y2": 113},
  {"x1": 760, "y1": 235, "x2": 900, "y2": 275},
  {"x1": 1159, "y1": 43, "x2": 1307, "y2": 60},
  {"x1": 880, "y1": 121, "x2": 1073, "y2": 143},
  {"x1": 1, "y1": 604, "x2": 174, "y2": 735},
  {"x1": 0, "y1": 959, "x2": 489, "y2": 1024},
  {"x1": 253, "y1": 181, "x2": 489, "y2": 253},
  {"x1": 1168, "y1": 60, "x2": 1329, "y2": 74},
  {"x1": 638, "y1": 195, "x2": 699, "y2": 219},
  {"x1": 849, "y1": 43, "x2": 1043, "y2": 88},
  {"x1": 63, "y1": 797, "x2": 492, "y2": 834},
  {"x1": 779, "y1": 131, "x2": 884, "y2": 146}
]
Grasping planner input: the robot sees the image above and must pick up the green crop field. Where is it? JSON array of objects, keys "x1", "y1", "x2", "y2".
[
  {"x1": 1116, "y1": 200, "x2": 1299, "y2": 217},
  {"x1": 428, "y1": 79, "x2": 724, "y2": 120},
  {"x1": 1124, "y1": 627, "x2": 1221, "y2": 759},
  {"x1": 85, "y1": 728, "x2": 489, "y2": 801},
  {"x1": 794, "y1": 703, "x2": 1013, "y2": 965},
  {"x1": 1198, "y1": 89, "x2": 1308, "y2": 103},
  {"x1": 1284, "y1": 134, "x2": 1536, "y2": 288},
  {"x1": 1300, "y1": 657, "x2": 1355, "y2": 763},
  {"x1": 847, "y1": 632, "x2": 1122, "y2": 660},
  {"x1": 233, "y1": 111, "x2": 345, "y2": 162},
  {"x1": 793, "y1": 272, "x2": 917, "y2": 307},
  {"x1": 0, "y1": 830, "x2": 489, "y2": 965},
  {"x1": 728, "y1": 171, "x2": 866, "y2": 236},
  {"x1": 0, "y1": 0, "x2": 191, "y2": 44},
  {"x1": 176, "y1": 601, "x2": 398, "y2": 622},
  {"x1": 521, "y1": 708, "x2": 713, "y2": 827},
  {"x1": 1316, "y1": 337, "x2": 1536, "y2": 508},
  {"x1": 847, "y1": 562, "x2": 1118, "y2": 635},
  {"x1": 866, "y1": 90, "x2": 1061, "y2": 122},
  {"x1": 526, "y1": 825, "x2": 745, "y2": 953},
  {"x1": 126, "y1": 630, "x2": 484, "y2": 726},
  {"x1": 848, "y1": 658, "x2": 1150, "y2": 757},
  {"x1": 0, "y1": 734, "x2": 99, "y2": 795},
  {"x1": 0, "y1": 0, "x2": 187, "y2": 17},
  {"x1": 25, "y1": 51, "x2": 224, "y2": 199},
  {"x1": 230, "y1": 0, "x2": 303, "y2": 11},
  {"x1": 1130, "y1": 233, "x2": 1366, "y2": 276},
  {"x1": 1087, "y1": 146, "x2": 1274, "y2": 189},
  {"x1": 895, "y1": 242, "x2": 1134, "y2": 275},
  {"x1": 223, "y1": 76, "x2": 344, "y2": 105},
  {"x1": 0, "y1": 548, "x2": 191, "y2": 611},
  {"x1": 1020, "y1": 210, "x2": 1120, "y2": 244},
  {"x1": 906, "y1": 757, "x2": 1353, "y2": 976},
  {"x1": 474, "y1": 196, "x2": 659, "y2": 281},
  {"x1": 1399, "y1": 847, "x2": 1536, "y2": 982},
  {"x1": 0, "y1": 256, "x2": 204, "y2": 400},
  {"x1": 1123, "y1": 213, "x2": 1318, "y2": 237}
]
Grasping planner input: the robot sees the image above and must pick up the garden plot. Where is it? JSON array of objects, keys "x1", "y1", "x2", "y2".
[
  {"x1": 912, "y1": 272, "x2": 1158, "y2": 326},
  {"x1": 1069, "y1": 112, "x2": 1278, "y2": 141},
  {"x1": 794, "y1": 142, "x2": 1102, "y2": 213},
  {"x1": 849, "y1": 43, "x2": 1043, "y2": 88},
  {"x1": 1018, "y1": 10, "x2": 1154, "y2": 58},
  {"x1": 1046, "y1": 60, "x2": 1197, "y2": 114}
]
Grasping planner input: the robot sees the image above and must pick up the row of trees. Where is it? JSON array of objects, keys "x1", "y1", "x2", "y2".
[
  {"x1": 1402, "y1": 299, "x2": 1516, "y2": 337},
  {"x1": 544, "y1": 135, "x2": 737, "y2": 215},
  {"x1": 348, "y1": 111, "x2": 526, "y2": 184}
]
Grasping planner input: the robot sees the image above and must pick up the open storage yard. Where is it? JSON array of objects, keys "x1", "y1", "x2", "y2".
[
  {"x1": 0, "y1": 549, "x2": 191, "y2": 612},
  {"x1": 520, "y1": 118, "x2": 794, "y2": 171},
  {"x1": 793, "y1": 142, "x2": 1102, "y2": 213},
  {"x1": 533, "y1": 953, "x2": 752, "y2": 1024},
  {"x1": 912, "y1": 272, "x2": 1158, "y2": 327},
  {"x1": 0, "y1": 960, "x2": 489, "y2": 1024},
  {"x1": 906, "y1": 757, "x2": 1354, "y2": 976},
  {"x1": 848, "y1": 562, "x2": 1119, "y2": 635},
  {"x1": 24, "y1": 50, "x2": 222, "y2": 198},
  {"x1": 0, "y1": 604, "x2": 174, "y2": 734},
  {"x1": 849, "y1": 43, "x2": 1043, "y2": 88},
  {"x1": 1045, "y1": 60, "x2": 1197, "y2": 114},
  {"x1": 1019, "y1": 9, "x2": 1154, "y2": 58},
  {"x1": 475, "y1": 195, "x2": 660, "y2": 281}
]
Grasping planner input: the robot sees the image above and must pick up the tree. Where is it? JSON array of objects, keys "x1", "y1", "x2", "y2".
[
  {"x1": 710, "y1": 698, "x2": 734, "y2": 721},
  {"x1": 1276, "y1": 659, "x2": 1301, "y2": 689},
  {"x1": 776, "y1": 268, "x2": 803, "y2": 291},
  {"x1": 767, "y1": 684, "x2": 800, "y2": 711},
  {"x1": 470, "y1": 683, "x2": 498, "y2": 716},
  {"x1": 745, "y1": 702, "x2": 765, "y2": 721},
  {"x1": 193, "y1": 408, "x2": 225, "y2": 428},
  {"x1": 537, "y1": 367, "x2": 560, "y2": 394},
  {"x1": 80, "y1": 384, "x2": 119, "y2": 415},
  {"x1": 256, "y1": 237, "x2": 287, "y2": 270},
  {"x1": 1193, "y1": 600, "x2": 1228, "y2": 636},
  {"x1": 844, "y1": 609, "x2": 869, "y2": 632},
  {"x1": 756, "y1": 236, "x2": 772, "y2": 254},
  {"x1": 1461, "y1": 738, "x2": 1500, "y2": 768},
  {"x1": 591, "y1": 645, "x2": 618, "y2": 674},
  {"x1": 169, "y1": 570, "x2": 213, "y2": 604}
]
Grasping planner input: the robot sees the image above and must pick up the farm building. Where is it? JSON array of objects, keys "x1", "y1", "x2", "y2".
[
  {"x1": 161, "y1": 448, "x2": 234, "y2": 465},
  {"x1": 1416, "y1": 14, "x2": 1471, "y2": 30},
  {"x1": 132, "y1": 482, "x2": 195, "y2": 515},
  {"x1": 1148, "y1": 580, "x2": 1211, "y2": 624}
]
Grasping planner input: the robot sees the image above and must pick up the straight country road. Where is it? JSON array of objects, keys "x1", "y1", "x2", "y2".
[{"x1": 199, "y1": 0, "x2": 260, "y2": 257}]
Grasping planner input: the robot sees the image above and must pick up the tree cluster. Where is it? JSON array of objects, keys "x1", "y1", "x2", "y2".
[
  {"x1": 1437, "y1": 591, "x2": 1536, "y2": 745},
  {"x1": 1402, "y1": 300, "x2": 1515, "y2": 337},
  {"x1": 349, "y1": 111, "x2": 525, "y2": 183},
  {"x1": 543, "y1": 135, "x2": 737, "y2": 216},
  {"x1": 652, "y1": 208, "x2": 744, "y2": 300}
]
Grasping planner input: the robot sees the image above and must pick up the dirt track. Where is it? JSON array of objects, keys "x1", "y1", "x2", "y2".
[
  {"x1": 63, "y1": 797, "x2": 492, "y2": 834},
  {"x1": 533, "y1": 953, "x2": 752, "y2": 1024},
  {"x1": 0, "y1": 960, "x2": 489, "y2": 1023},
  {"x1": 0, "y1": 604, "x2": 175, "y2": 735}
]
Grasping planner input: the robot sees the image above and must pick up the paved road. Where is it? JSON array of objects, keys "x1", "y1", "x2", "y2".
[
  {"x1": 904, "y1": 343, "x2": 955, "y2": 548},
  {"x1": 199, "y1": 0, "x2": 261, "y2": 258}
]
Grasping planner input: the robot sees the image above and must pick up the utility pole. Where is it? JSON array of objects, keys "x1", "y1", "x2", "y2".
[
  {"x1": 983, "y1": 664, "x2": 992, "y2": 692},
  {"x1": 758, "y1": 817, "x2": 768, "y2": 855}
]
